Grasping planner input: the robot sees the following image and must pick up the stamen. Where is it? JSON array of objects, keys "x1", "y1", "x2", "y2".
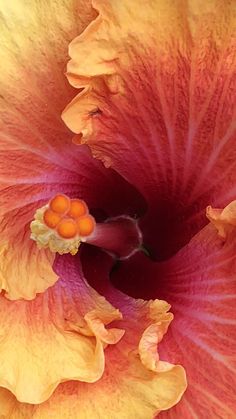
[{"x1": 31, "y1": 195, "x2": 142, "y2": 258}]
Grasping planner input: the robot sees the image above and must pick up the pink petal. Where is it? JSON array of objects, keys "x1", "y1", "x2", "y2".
[
  {"x1": 63, "y1": 0, "x2": 236, "y2": 261},
  {"x1": 109, "y1": 223, "x2": 236, "y2": 417}
]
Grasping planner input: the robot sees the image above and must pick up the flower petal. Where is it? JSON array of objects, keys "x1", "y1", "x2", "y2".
[
  {"x1": 0, "y1": 0, "x2": 95, "y2": 300},
  {"x1": 0, "y1": 253, "x2": 124, "y2": 404},
  {"x1": 0, "y1": 388, "x2": 18, "y2": 418},
  {"x1": 110, "y1": 222, "x2": 236, "y2": 418},
  {"x1": 139, "y1": 302, "x2": 175, "y2": 373},
  {"x1": 206, "y1": 200, "x2": 236, "y2": 239},
  {"x1": 63, "y1": 0, "x2": 236, "y2": 260},
  {"x1": 0, "y1": 248, "x2": 186, "y2": 418},
  {"x1": 0, "y1": 0, "x2": 145, "y2": 299}
]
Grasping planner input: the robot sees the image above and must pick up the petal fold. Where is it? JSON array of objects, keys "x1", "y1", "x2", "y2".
[
  {"x1": 139, "y1": 301, "x2": 174, "y2": 373},
  {"x1": 0, "y1": 254, "x2": 124, "y2": 404},
  {"x1": 110, "y1": 222, "x2": 236, "y2": 418},
  {"x1": 62, "y1": 0, "x2": 236, "y2": 260},
  {"x1": 206, "y1": 200, "x2": 236, "y2": 239},
  {"x1": 0, "y1": 0, "x2": 145, "y2": 299},
  {"x1": 0, "y1": 248, "x2": 187, "y2": 418}
]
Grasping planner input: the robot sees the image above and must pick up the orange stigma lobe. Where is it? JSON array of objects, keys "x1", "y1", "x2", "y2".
[
  {"x1": 42, "y1": 193, "x2": 96, "y2": 242},
  {"x1": 43, "y1": 209, "x2": 61, "y2": 229},
  {"x1": 67, "y1": 199, "x2": 88, "y2": 218},
  {"x1": 77, "y1": 215, "x2": 95, "y2": 237},
  {"x1": 50, "y1": 194, "x2": 70, "y2": 214},
  {"x1": 57, "y1": 218, "x2": 78, "y2": 239}
]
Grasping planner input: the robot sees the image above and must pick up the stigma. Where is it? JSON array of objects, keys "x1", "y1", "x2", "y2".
[{"x1": 30, "y1": 194, "x2": 95, "y2": 255}]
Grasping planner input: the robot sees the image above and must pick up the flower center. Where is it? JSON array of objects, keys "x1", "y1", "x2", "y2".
[{"x1": 31, "y1": 193, "x2": 142, "y2": 258}]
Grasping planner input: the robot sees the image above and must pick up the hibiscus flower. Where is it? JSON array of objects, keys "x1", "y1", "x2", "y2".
[{"x1": 0, "y1": 0, "x2": 235, "y2": 418}]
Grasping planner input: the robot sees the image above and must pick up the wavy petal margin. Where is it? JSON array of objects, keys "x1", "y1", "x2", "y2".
[
  {"x1": 0, "y1": 0, "x2": 95, "y2": 299},
  {"x1": 62, "y1": 0, "x2": 236, "y2": 260},
  {"x1": 0, "y1": 248, "x2": 186, "y2": 418},
  {"x1": 206, "y1": 200, "x2": 236, "y2": 239},
  {"x1": 0, "y1": 0, "x2": 146, "y2": 299},
  {"x1": 0, "y1": 254, "x2": 124, "y2": 404},
  {"x1": 109, "y1": 216, "x2": 236, "y2": 418}
]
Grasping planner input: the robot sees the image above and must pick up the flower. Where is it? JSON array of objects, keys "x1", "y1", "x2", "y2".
[{"x1": 0, "y1": 1, "x2": 235, "y2": 419}]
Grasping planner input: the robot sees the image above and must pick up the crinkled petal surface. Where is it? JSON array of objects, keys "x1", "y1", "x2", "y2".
[
  {"x1": 0, "y1": 253, "x2": 125, "y2": 404},
  {"x1": 63, "y1": 0, "x2": 236, "y2": 260},
  {"x1": 0, "y1": 0, "x2": 144, "y2": 300},
  {"x1": 0, "y1": 249, "x2": 186, "y2": 418}
]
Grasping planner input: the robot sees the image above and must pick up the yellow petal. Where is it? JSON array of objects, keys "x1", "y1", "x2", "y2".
[
  {"x1": 62, "y1": 0, "x2": 188, "y2": 134},
  {"x1": 0, "y1": 291, "x2": 186, "y2": 418},
  {"x1": 0, "y1": 235, "x2": 57, "y2": 301},
  {"x1": 0, "y1": 254, "x2": 124, "y2": 404},
  {"x1": 62, "y1": 0, "x2": 236, "y2": 151},
  {"x1": 206, "y1": 200, "x2": 236, "y2": 239},
  {"x1": 139, "y1": 301, "x2": 174, "y2": 373}
]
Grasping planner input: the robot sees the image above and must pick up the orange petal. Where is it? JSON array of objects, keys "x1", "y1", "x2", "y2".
[
  {"x1": 62, "y1": 0, "x2": 189, "y2": 136},
  {"x1": 0, "y1": 0, "x2": 144, "y2": 298},
  {"x1": 36, "y1": 248, "x2": 185, "y2": 418},
  {"x1": 139, "y1": 301, "x2": 175, "y2": 373},
  {"x1": 29, "y1": 362, "x2": 185, "y2": 419},
  {"x1": 206, "y1": 200, "x2": 236, "y2": 239},
  {"x1": 0, "y1": 388, "x2": 20, "y2": 419},
  {"x1": 0, "y1": 254, "x2": 123, "y2": 404},
  {"x1": 0, "y1": 248, "x2": 186, "y2": 417},
  {"x1": 62, "y1": 0, "x2": 236, "y2": 264},
  {"x1": 0, "y1": 0, "x2": 96, "y2": 300},
  {"x1": 0, "y1": 219, "x2": 57, "y2": 300}
]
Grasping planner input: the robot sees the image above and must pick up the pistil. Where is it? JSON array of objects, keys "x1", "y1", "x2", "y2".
[{"x1": 30, "y1": 193, "x2": 142, "y2": 258}]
